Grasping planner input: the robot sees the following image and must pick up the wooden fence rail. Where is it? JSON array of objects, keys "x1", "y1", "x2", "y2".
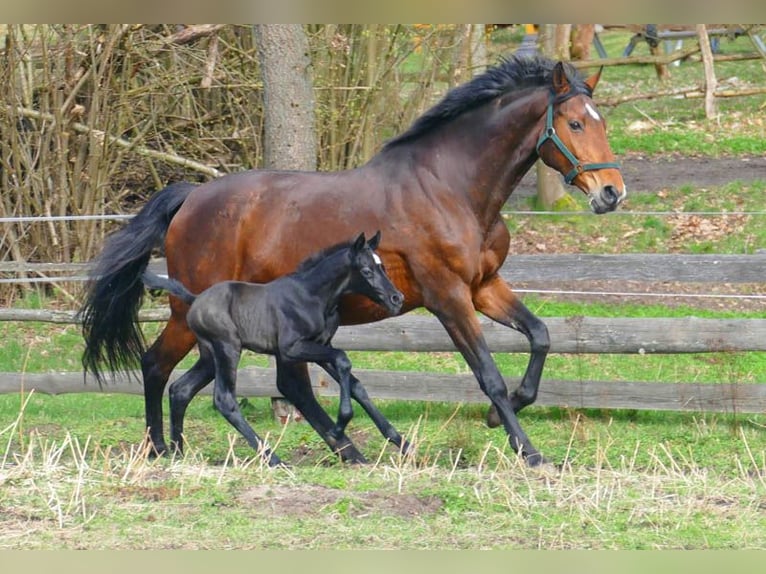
[
  {"x1": 2, "y1": 253, "x2": 765, "y2": 283},
  {"x1": 5, "y1": 366, "x2": 766, "y2": 414},
  {"x1": 1, "y1": 253, "x2": 764, "y2": 413}
]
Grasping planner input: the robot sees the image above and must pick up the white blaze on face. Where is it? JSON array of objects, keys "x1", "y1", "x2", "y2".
[
  {"x1": 584, "y1": 102, "x2": 601, "y2": 121},
  {"x1": 372, "y1": 253, "x2": 382, "y2": 265}
]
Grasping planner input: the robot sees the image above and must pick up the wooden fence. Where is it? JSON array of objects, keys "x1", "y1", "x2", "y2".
[{"x1": 1, "y1": 253, "x2": 765, "y2": 413}]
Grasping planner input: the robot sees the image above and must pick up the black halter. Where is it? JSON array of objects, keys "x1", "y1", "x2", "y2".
[{"x1": 535, "y1": 94, "x2": 621, "y2": 185}]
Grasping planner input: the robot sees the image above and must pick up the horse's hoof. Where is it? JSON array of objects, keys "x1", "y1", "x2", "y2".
[
  {"x1": 267, "y1": 455, "x2": 287, "y2": 468},
  {"x1": 524, "y1": 452, "x2": 559, "y2": 473}
]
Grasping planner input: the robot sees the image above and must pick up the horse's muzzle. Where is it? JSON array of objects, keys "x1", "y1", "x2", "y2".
[
  {"x1": 386, "y1": 291, "x2": 404, "y2": 315},
  {"x1": 589, "y1": 185, "x2": 626, "y2": 214}
]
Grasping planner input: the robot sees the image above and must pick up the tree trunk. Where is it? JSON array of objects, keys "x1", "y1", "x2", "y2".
[
  {"x1": 254, "y1": 25, "x2": 317, "y2": 422},
  {"x1": 535, "y1": 25, "x2": 574, "y2": 210},
  {"x1": 254, "y1": 24, "x2": 317, "y2": 171},
  {"x1": 571, "y1": 25, "x2": 595, "y2": 60}
]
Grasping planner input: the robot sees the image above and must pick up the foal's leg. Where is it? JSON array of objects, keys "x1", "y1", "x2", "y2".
[
  {"x1": 473, "y1": 275, "x2": 550, "y2": 427},
  {"x1": 206, "y1": 339, "x2": 282, "y2": 467},
  {"x1": 282, "y1": 341, "x2": 355, "y2": 440},
  {"x1": 275, "y1": 360, "x2": 367, "y2": 463},
  {"x1": 167, "y1": 349, "x2": 216, "y2": 453},
  {"x1": 319, "y1": 364, "x2": 410, "y2": 453},
  {"x1": 428, "y1": 283, "x2": 546, "y2": 466},
  {"x1": 140, "y1": 312, "x2": 198, "y2": 456}
]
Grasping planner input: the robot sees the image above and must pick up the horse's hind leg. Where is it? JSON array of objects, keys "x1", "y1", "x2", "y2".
[
  {"x1": 473, "y1": 275, "x2": 550, "y2": 427},
  {"x1": 206, "y1": 339, "x2": 282, "y2": 467},
  {"x1": 167, "y1": 350, "x2": 216, "y2": 453},
  {"x1": 141, "y1": 313, "x2": 198, "y2": 456},
  {"x1": 275, "y1": 360, "x2": 367, "y2": 463}
]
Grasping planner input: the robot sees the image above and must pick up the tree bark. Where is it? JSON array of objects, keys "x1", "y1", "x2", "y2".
[
  {"x1": 535, "y1": 25, "x2": 573, "y2": 210},
  {"x1": 570, "y1": 25, "x2": 595, "y2": 60},
  {"x1": 254, "y1": 25, "x2": 317, "y2": 422},
  {"x1": 254, "y1": 24, "x2": 317, "y2": 171}
]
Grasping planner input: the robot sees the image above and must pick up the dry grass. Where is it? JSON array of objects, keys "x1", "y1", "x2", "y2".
[{"x1": 2, "y1": 395, "x2": 765, "y2": 549}]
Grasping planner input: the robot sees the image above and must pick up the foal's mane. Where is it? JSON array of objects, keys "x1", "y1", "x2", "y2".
[
  {"x1": 383, "y1": 54, "x2": 589, "y2": 150},
  {"x1": 293, "y1": 239, "x2": 357, "y2": 274}
]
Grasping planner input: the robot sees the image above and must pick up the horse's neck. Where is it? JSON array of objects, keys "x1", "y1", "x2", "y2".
[
  {"x1": 297, "y1": 252, "x2": 352, "y2": 308},
  {"x1": 375, "y1": 88, "x2": 548, "y2": 229},
  {"x1": 466, "y1": 88, "x2": 548, "y2": 222}
]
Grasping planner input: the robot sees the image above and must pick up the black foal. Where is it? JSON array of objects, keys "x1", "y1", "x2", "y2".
[{"x1": 142, "y1": 231, "x2": 405, "y2": 466}]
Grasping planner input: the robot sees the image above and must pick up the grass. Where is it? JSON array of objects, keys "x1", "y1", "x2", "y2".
[
  {"x1": 506, "y1": 180, "x2": 766, "y2": 254},
  {"x1": 2, "y1": 390, "x2": 765, "y2": 549}
]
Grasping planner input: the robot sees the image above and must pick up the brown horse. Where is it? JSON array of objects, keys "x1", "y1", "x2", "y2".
[{"x1": 80, "y1": 55, "x2": 625, "y2": 466}]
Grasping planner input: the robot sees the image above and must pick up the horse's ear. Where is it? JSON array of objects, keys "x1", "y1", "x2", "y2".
[
  {"x1": 584, "y1": 66, "x2": 603, "y2": 93},
  {"x1": 353, "y1": 232, "x2": 366, "y2": 251},
  {"x1": 552, "y1": 62, "x2": 570, "y2": 96},
  {"x1": 367, "y1": 230, "x2": 381, "y2": 250}
]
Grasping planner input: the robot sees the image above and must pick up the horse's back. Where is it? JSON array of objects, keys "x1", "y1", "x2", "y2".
[{"x1": 163, "y1": 168, "x2": 395, "y2": 290}]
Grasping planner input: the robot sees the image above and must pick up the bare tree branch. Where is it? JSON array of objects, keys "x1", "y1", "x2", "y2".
[{"x1": 9, "y1": 105, "x2": 223, "y2": 179}]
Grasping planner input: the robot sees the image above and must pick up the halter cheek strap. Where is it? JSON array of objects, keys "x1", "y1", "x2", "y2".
[{"x1": 535, "y1": 95, "x2": 621, "y2": 185}]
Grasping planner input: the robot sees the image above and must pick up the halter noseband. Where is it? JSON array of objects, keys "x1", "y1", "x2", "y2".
[{"x1": 535, "y1": 94, "x2": 621, "y2": 185}]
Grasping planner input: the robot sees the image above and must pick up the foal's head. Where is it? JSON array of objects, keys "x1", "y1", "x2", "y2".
[{"x1": 348, "y1": 231, "x2": 404, "y2": 316}]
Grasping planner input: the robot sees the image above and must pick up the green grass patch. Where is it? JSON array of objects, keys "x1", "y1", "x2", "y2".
[{"x1": 508, "y1": 179, "x2": 766, "y2": 254}]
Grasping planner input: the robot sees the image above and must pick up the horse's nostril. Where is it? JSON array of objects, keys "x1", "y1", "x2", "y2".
[
  {"x1": 391, "y1": 293, "x2": 404, "y2": 306},
  {"x1": 604, "y1": 185, "x2": 619, "y2": 204}
]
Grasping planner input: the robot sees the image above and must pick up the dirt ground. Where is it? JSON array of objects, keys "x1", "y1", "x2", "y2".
[
  {"x1": 511, "y1": 153, "x2": 766, "y2": 201},
  {"x1": 509, "y1": 153, "x2": 766, "y2": 312}
]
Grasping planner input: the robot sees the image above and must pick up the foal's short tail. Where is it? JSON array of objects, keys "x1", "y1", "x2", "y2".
[
  {"x1": 78, "y1": 182, "x2": 197, "y2": 385},
  {"x1": 141, "y1": 271, "x2": 197, "y2": 307}
]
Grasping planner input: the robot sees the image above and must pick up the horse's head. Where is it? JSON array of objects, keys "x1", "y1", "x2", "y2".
[
  {"x1": 536, "y1": 62, "x2": 626, "y2": 214},
  {"x1": 349, "y1": 231, "x2": 404, "y2": 315}
]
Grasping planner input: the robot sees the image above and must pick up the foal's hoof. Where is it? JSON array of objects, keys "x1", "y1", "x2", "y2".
[
  {"x1": 334, "y1": 443, "x2": 368, "y2": 464},
  {"x1": 485, "y1": 405, "x2": 502, "y2": 428},
  {"x1": 146, "y1": 441, "x2": 169, "y2": 459}
]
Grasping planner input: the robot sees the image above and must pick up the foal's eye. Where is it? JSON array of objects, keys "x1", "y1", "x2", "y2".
[
  {"x1": 569, "y1": 120, "x2": 583, "y2": 132},
  {"x1": 361, "y1": 267, "x2": 373, "y2": 278}
]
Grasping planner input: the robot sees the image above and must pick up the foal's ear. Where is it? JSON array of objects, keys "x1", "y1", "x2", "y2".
[
  {"x1": 552, "y1": 61, "x2": 571, "y2": 96},
  {"x1": 367, "y1": 230, "x2": 381, "y2": 250},
  {"x1": 353, "y1": 232, "x2": 366, "y2": 251}
]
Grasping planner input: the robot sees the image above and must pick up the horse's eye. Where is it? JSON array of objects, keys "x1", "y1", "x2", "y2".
[
  {"x1": 361, "y1": 267, "x2": 373, "y2": 278},
  {"x1": 569, "y1": 120, "x2": 583, "y2": 132}
]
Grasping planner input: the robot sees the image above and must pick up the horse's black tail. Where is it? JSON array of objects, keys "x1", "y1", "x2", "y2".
[
  {"x1": 141, "y1": 271, "x2": 197, "y2": 307},
  {"x1": 78, "y1": 182, "x2": 198, "y2": 385}
]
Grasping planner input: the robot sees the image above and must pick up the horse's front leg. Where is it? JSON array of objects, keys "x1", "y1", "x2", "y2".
[
  {"x1": 473, "y1": 274, "x2": 550, "y2": 427},
  {"x1": 428, "y1": 286, "x2": 546, "y2": 466}
]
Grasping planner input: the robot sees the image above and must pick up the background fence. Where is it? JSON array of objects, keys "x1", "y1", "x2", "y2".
[
  {"x1": 2, "y1": 242, "x2": 764, "y2": 414},
  {"x1": 2, "y1": 23, "x2": 764, "y2": 413}
]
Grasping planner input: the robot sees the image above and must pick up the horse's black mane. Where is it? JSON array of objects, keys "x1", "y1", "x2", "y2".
[
  {"x1": 384, "y1": 54, "x2": 589, "y2": 149},
  {"x1": 293, "y1": 239, "x2": 357, "y2": 274}
]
